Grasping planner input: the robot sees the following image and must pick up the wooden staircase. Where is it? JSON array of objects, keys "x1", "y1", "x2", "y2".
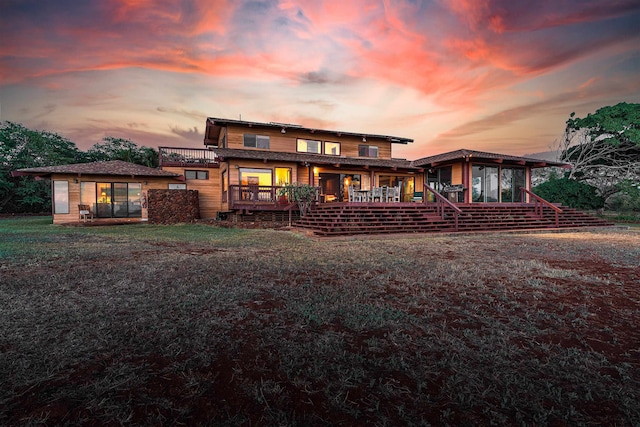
[{"x1": 294, "y1": 203, "x2": 614, "y2": 236}]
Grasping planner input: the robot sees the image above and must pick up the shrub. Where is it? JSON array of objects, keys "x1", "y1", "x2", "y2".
[
  {"x1": 607, "y1": 180, "x2": 640, "y2": 212},
  {"x1": 533, "y1": 177, "x2": 604, "y2": 210},
  {"x1": 279, "y1": 183, "x2": 318, "y2": 216}
]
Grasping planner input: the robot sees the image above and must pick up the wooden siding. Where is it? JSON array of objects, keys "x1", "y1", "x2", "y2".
[
  {"x1": 452, "y1": 163, "x2": 463, "y2": 185},
  {"x1": 224, "y1": 124, "x2": 394, "y2": 160},
  {"x1": 162, "y1": 166, "x2": 221, "y2": 219}
]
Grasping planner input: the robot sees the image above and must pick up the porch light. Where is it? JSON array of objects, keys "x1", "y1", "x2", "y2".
[
  {"x1": 362, "y1": 136, "x2": 366, "y2": 142},
  {"x1": 313, "y1": 167, "x2": 319, "y2": 176},
  {"x1": 281, "y1": 127, "x2": 286, "y2": 134}
]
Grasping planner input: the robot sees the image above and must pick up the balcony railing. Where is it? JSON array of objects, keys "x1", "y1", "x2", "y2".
[{"x1": 159, "y1": 147, "x2": 219, "y2": 167}]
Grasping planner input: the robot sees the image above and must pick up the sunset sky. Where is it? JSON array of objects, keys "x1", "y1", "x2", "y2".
[{"x1": 1, "y1": 0, "x2": 639, "y2": 159}]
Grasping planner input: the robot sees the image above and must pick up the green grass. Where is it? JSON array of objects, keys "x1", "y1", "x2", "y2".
[{"x1": 1, "y1": 217, "x2": 639, "y2": 425}]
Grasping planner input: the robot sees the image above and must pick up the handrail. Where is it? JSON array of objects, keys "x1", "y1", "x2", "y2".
[
  {"x1": 424, "y1": 183, "x2": 462, "y2": 231},
  {"x1": 519, "y1": 187, "x2": 562, "y2": 227}
]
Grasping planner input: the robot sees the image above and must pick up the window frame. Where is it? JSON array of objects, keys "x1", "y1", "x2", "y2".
[
  {"x1": 275, "y1": 167, "x2": 292, "y2": 186},
  {"x1": 297, "y1": 138, "x2": 322, "y2": 154},
  {"x1": 53, "y1": 180, "x2": 69, "y2": 214},
  {"x1": 243, "y1": 134, "x2": 270, "y2": 149},
  {"x1": 358, "y1": 145, "x2": 379, "y2": 158},
  {"x1": 185, "y1": 170, "x2": 209, "y2": 180},
  {"x1": 324, "y1": 141, "x2": 341, "y2": 156}
]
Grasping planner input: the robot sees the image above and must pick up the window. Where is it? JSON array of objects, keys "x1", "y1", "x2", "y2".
[
  {"x1": 239, "y1": 168, "x2": 273, "y2": 201},
  {"x1": 358, "y1": 145, "x2": 378, "y2": 158},
  {"x1": 80, "y1": 182, "x2": 96, "y2": 208},
  {"x1": 169, "y1": 184, "x2": 187, "y2": 190},
  {"x1": 244, "y1": 134, "x2": 270, "y2": 149},
  {"x1": 185, "y1": 170, "x2": 208, "y2": 180},
  {"x1": 53, "y1": 181, "x2": 69, "y2": 214},
  {"x1": 275, "y1": 167, "x2": 291, "y2": 186},
  {"x1": 297, "y1": 139, "x2": 321, "y2": 154},
  {"x1": 239, "y1": 168, "x2": 273, "y2": 186},
  {"x1": 324, "y1": 141, "x2": 340, "y2": 155}
]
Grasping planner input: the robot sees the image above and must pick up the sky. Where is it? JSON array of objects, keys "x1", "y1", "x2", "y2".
[{"x1": 1, "y1": 0, "x2": 639, "y2": 160}]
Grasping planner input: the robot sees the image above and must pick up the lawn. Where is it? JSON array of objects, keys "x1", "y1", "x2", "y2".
[{"x1": 1, "y1": 217, "x2": 639, "y2": 426}]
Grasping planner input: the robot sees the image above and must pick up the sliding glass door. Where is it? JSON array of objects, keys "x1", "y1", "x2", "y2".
[
  {"x1": 96, "y1": 182, "x2": 142, "y2": 218},
  {"x1": 472, "y1": 166, "x2": 499, "y2": 202},
  {"x1": 501, "y1": 168, "x2": 526, "y2": 202},
  {"x1": 473, "y1": 166, "x2": 526, "y2": 203}
]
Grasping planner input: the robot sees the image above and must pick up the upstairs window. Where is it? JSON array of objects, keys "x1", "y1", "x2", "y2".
[
  {"x1": 244, "y1": 134, "x2": 270, "y2": 149},
  {"x1": 297, "y1": 139, "x2": 321, "y2": 154},
  {"x1": 324, "y1": 141, "x2": 341, "y2": 155},
  {"x1": 358, "y1": 145, "x2": 378, "y2": 158},
  {"x1": 185, "y1": 170, "x2": 208, "y2": 180}
]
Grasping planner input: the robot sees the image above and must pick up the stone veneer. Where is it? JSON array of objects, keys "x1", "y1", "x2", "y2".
[{"x1": 147, "y1": 189, "x2": 200, "y2": 224}]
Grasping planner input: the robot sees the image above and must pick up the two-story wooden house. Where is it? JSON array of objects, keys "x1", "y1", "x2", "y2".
[{"x1": 160, "y1": 117, "x2": 568, "y2": 218}]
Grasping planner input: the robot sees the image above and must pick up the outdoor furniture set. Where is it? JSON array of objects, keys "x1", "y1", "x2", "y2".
[{"x1": 348, "y1": 185, "x2": 401, "y2": 203}]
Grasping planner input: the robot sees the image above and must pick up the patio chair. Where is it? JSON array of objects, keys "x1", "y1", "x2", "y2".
[
  {"x1": 370, "y1": 187, "x2": 383, "y2": 202},
  {"x1": 392, "y1": 185, "x2": 401, "y2": 202},
  {"x1": 78, "y1": 204, "x2": 94, "y2": 222},
  {"x1": 348, "y1": 185, "x2": 355, "y2": 202},
  {"x1": 384, "y1": 186, "x2": 394, "y2": 202}
]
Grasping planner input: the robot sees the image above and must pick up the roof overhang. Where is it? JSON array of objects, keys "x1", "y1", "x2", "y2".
[
  {"x1": 413, "y1": 149, "x2": 570, "y2": 169},
  {"x1": 211, "y1": 148, "x2": 418, "y2": 171},
  {"x1": 204, "y1": 117, "x2": 414, "y2": 147}
]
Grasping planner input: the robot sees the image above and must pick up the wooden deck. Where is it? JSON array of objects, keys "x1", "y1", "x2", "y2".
[{"x1": 294, "y1": 203, "x2": 614, "y2": 236}]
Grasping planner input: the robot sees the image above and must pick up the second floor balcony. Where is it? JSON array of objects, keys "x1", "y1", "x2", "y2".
[{"x1": 159, "y1": 147, "x2": 219, "y2": 168}]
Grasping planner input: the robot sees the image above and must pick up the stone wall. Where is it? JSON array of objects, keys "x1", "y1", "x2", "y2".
[{"x1": 148, "y1": 189, "x2": 200, "y2": 224}]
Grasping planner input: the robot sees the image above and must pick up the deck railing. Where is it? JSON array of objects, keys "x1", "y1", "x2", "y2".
[
  {"x1": 229, "y1": 185, "x2": 282, "y2": 205},
  {"x1": 159, "y1": 147, "x2": 219, "y2": 167},
  {"x1": 520, "y1": 187, "x2": 562, "y2": 227},
  {"x1": 227, "y1": 185, "x2": 321, "y2": 207},
  {"x1": 424, "y1": 183, "x2": 462, "y2": 231}
]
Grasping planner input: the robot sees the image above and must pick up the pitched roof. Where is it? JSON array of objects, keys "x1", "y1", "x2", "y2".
[
  {"x1": 211, "y1": 148, "x2": 415, "y2": 169},
  {"x1": 412, "y1": 149, "x2": 569, "y2": 168},
  {"x1": 205, "y1": 117, "x2": 414, "y2": 145},
  {"x1": 12, "y1": 160, "x2": 181, "y2": 178}
]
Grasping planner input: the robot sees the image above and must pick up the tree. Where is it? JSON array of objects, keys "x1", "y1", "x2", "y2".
[
  {"x1": 86, "y1": 137, "x2": 158, "y2": 167},
  {"x1": 560, "y1": 103, "x2": 640, "y2": 201},
  {"x1": 0, "y1": 121, "x2": 84, "y2": 213}
]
